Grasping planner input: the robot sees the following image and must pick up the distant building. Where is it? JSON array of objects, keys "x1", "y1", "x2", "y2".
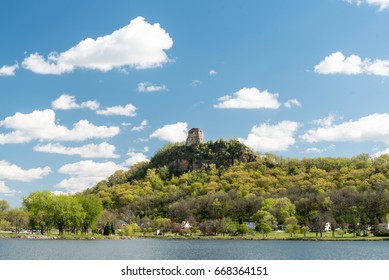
[
  {"x1": 324, "y1": 222, "x2": 331, "y2": 231},
  {"x1": 245, "y1": 222, "x2": 257, "y2": 230},
  {"x1": 186, "y1": 128, "x2": 204, "y2": 147},
  {"x1": 378, "y1": 223, "x2": 389, "y2": 231},
  {"x1": 181, "y1": 221, "x2": 192, "y2": 230}
]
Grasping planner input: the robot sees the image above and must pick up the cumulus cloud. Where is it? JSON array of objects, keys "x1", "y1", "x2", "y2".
[
  {"x1": 124, "y1": 151, "x2": 149, "y2": 167},
  {"x1": 0, "y1": 109, "x2": 119, "y2": 144},
  {"x1": 240, "y1": 121, "x2": 300, "y2": 152},
  {"x1": 303, "y1": 147, "x2": 325, "y2": 154},
  {"x1": 315, "y1": 51, "x2": 389, "y2": 76},
  {"x1": 56, "y1": 160, "x2": 124, "y2": 192},
  {"x1": 214, "y1": 87, "x2": 281, "y2": 109},
  {"x1": 0, "y1": 181, "x2": 18, "y2": 196},
  {"x1": 312, "y1": 113, "x2": 336, "y2": 127},
  {"x1": 301, "y1": 113, "x2": 389, "y2": 144},
  {"x1": 96, "y1": 104, "x2": 137, "y2": 116},
  {"x1": 0, "y1": 160, "x2": 51, "y2": 182},
  {"x1": 209, "y1": 69, "x2": 217, "y2": 76},
  {"x1": 137, "y1": 82, "x2": 167, "y2": 92},
  {"x1": 150, "y1": 122, "x2": 188, "y2": 142},
  {"x1": 0, "y1": 63, "x2": 19, "y2": 76},
  {"x1": 131, "y1": 120, "x2": 148, "y2": 132},
  {"x1": 34, "y1": 142, "x2": 119, "y2": 158},
  {"x1": 51, "y1": 94, "x2": 100, "y2": 110},
  {"x1": 345, "y1": 0, "x2": 389, "y2": 10},
  {"x1": 22, "y1": 17, "x2": 173, "y2": 74},
  {"x1": 284, "y1": 99, "x2": 302, "y2": 108}
]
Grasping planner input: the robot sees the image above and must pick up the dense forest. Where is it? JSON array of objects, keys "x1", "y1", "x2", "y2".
[{"x1": 3, "y1": 139, "x2": 389, "y2": 238}]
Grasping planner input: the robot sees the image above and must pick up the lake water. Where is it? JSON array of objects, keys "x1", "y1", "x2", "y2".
[{"x1": 1, "y1": 238, "x2": 389, "y2": 260}]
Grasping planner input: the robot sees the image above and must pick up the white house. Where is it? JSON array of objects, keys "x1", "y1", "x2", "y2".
[
  {"x1": 324, "y1": 222, "x2": 331, "y2": 231},
  {"x1": 181, "y1": 221, "x2": 191, "y2": 230}
]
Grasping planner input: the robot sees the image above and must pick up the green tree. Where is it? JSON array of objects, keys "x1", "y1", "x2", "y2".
[
  {"x1": 0, "y1": 219, "x2": 11, "y2": 231},
  {"x1": 75, "y1": 194, "x2": 103, "y2": 233},
  {"x1": 251, "y1": 210, "x2": 277, "y2": 229},
  {"x1": 0, "y1": 199, "x2": 9, "y2": 214},
  {"x1": 216, "y1": 217, "x2": 236, "y2": 237},
  {"x1": 256, "y1": 222, "x2": 272, "y2": 238},
  {"x1": 261, "y1": 197, "x2": 296, "y2": 226},
  {"x1": 236, "y1": 223, "x2": 250, "y2": 236},
  {"x1": 51, "y1": 195, "x2": 85, "y2": 234},
  {"x1": 285, "y1": 224, "x2": 300, "y2": 237},
  {"x1": 300, "y1": 226, "x2": 309, "y2": 237},
  {"x1": 23, "y1": 191, "x2": 54, "y2": 234},
  {"x1": 6, "y1": 208, "x2": 29, "y2": 233},
  {"x1": 154, "y1": 218, "x2": 171, "y2": 236},
  {"x1": 122, "y1": 223, "x2": 140, "y2": 237}
]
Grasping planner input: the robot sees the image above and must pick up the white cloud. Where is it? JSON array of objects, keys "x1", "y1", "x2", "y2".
[
  {"x1": 96, "y1": 104, "x2": 137, "y2": 116},
  {"x1": 22, "y1": 17, "x2": 173, "y2": 74},
  {"x1": 312, "y1": 113, "x2": 336, "y2": 127},
  {"x1": 33, "y1": 142, "x2": 119, "y2": 158},
  {"x1": 209, "y1": 69, "x2": 217, "y2": 76},
  {"x1": 137, "y1": 82, "x2": 167, "y2": 92},
  {"x1": 52, "y1": 94, "x2": 100, "y2": 110},
  {"x1": 345, "y1": 0, "x2": 389, "y2": 10},
  {"x1": 214, "y1": 87, "x2": 281, "y2": 109},
  {"x1": 150, "y1": 122, "x2": 188, "y2": 143},
  {"x1": 0, "y1": 63, "x2": 19, "y2": 76},
  {"x1": 190, "y1": 80, "x2": 201, "y2": 87},
  {"x1": 0, "y1": 181, "x2": 18, "y2": 196},
  {"x1": 0, "y1": 160, "x2": 51, "y2": 182},
  {"x1": 302, "y1": 113, "x2": 389, "y2": 144},
  {"x1": 315, "y1": 51, "x2": 389, "y2": 76},
  {"x1": 284, "y1": 99, "x2": 302, "y2": 108},
  {"x1": 124, "y1": 152, "x2": 149, "y2": 167},
  {"x1": 57, "y1": 160, "x2": 124, "y2": 192},
  {"x1": 0, "y1": 109, "x2": 119, "y2": 144},
  {"x1": 303, "y1": 147, "x2": 324, "y2": 154},
  {"x1": 80, "y1": 100, "x2": 100, "y2": 110},
  {"x1": 131, "y1": 120, "x2": 148, "y2": 131},
  {"x1": 240, "y1": 121, "x2": 300, "y2": 152},
  {"x1": 373, "y1": 148, "x2": 389, "y2": 157}
]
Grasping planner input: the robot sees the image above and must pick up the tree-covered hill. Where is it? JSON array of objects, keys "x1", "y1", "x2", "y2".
[
  {"x1": 82, "y1": 140, "x2": 389, "y2": 236},
  {"x1": 4, "y1": 139, "x2": 389, "y2": 238}
]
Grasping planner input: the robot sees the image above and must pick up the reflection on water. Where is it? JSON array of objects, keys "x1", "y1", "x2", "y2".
[{"x1": 1, "y1": 238, "x2": 388, "y2": 260}]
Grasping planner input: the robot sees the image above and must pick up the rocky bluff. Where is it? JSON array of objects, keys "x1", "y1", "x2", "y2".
[{"x1": 150, "y1": 128, "x2": 257, "y2": 175}]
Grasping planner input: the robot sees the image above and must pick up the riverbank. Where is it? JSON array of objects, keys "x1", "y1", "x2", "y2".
[{"x1": 2, "y1": 231, "x2": 389, "y2": 241}]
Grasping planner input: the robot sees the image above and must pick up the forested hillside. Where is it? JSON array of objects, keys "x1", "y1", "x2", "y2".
[
  {"x1": 3, "y1": 139, "x2": 389, "y2": 237},
  {"x1": 85, "y1": 140, "x2": 389, "y2": 236}
]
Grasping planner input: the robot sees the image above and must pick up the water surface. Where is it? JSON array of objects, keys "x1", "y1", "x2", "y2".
[{"x1": 1, "y1": 238, "x2": 388, "y2": 260}]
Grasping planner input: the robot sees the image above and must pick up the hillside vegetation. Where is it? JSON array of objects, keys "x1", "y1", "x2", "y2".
[{"x1": 3, "y1": 139, "x2": 389, "y2": 238}]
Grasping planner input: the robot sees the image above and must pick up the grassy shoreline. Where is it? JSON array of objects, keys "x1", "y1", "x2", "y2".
[{"x1": 2, "y1": 231, "x2": 389, "y2": 241}]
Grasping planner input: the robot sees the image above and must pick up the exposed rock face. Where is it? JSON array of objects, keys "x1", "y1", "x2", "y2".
[{"x1": 186, "y1": 128, "x2": 204, "y2": 147}]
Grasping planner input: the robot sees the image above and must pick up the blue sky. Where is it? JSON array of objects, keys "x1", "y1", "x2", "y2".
[{"x1": 2, "y1": 0, "x2": 389, "y2": 205}]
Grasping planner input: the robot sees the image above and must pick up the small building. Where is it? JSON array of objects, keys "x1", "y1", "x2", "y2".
[
  {"x1": 378, "y1": 223, "x2": 389, "y2": 231},
  {"x1": 324, "y1": 222, "x2": 331, "y2": 231},
  {"x1": 181, "y1": 221, "x2": 192, "y2": 230}
]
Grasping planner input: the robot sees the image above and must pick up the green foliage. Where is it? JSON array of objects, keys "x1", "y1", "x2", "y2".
[
  {"x1": 122, "y1": 223, "x2": 140, "y2": 237},
  {"x1": 154, "y1": 218, "x2": 171, "y2": 236},
  {"x1": 16, "y1": 148, "x2": 389, "y2": 238},
  {"x1": 5, "y1": 208, "x2": 29, "y2": 233},
  {"x1": 236, "y1": 223, "x2": 250, "y2": 236},
  {"x1": 0, "y1": 219, "x2": 11, "y2": 231},
  {"x1": 256, "y1": 222, "x2": 272, "y2": 237}
]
